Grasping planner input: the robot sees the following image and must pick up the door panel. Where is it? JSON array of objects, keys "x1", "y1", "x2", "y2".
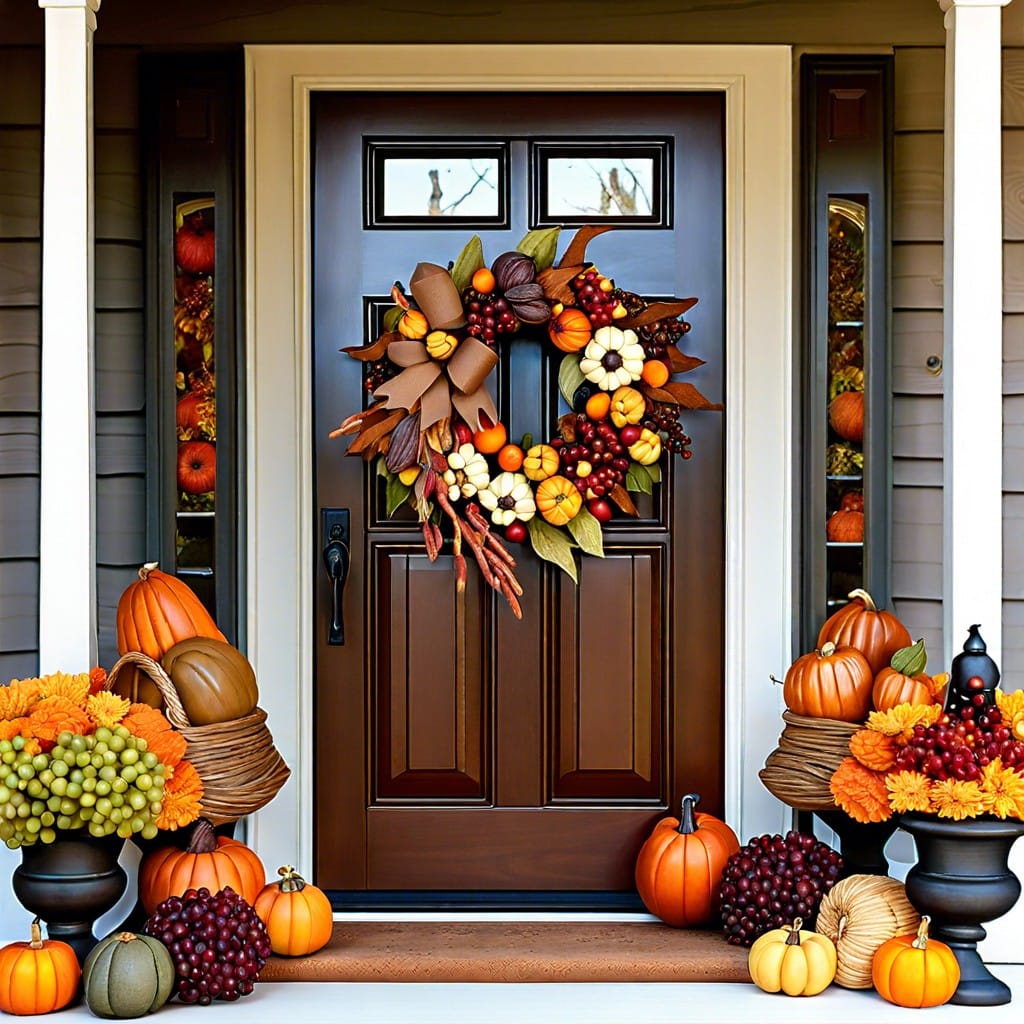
[{"x1": 313, "y1": 91, "x2": 725, "y2": 903}]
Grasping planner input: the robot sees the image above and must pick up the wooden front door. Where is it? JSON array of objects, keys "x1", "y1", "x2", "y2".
[{"x1": 312, "y1": 91, "x2": 725, "y2": 905}]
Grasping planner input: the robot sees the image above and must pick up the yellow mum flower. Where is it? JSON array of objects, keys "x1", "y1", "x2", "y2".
[
  {"x1": 885, "y1": 771, "x2": 934, "y2": 814},
  {"x1": 930, "y1": 778, "x2": 985, "y2": 821},
  {"x1": 979, "y1": 758, "x2": 1024, "y2": 820},
  {"x1": 0, "y1": 679, "x2": 41, "y2": 720},
  {"x1": 996, "y1": 689, "x2": 1024, "y2": 742},
  {"x1": 35, "y1": 671, "x2": 91, "y2": 708},
  {"x1": 85, "y1": 691, "x2": 130, "y2": 729},
  {"x1": 865, "y1": 702, "x2": 943, "y2": 740}
]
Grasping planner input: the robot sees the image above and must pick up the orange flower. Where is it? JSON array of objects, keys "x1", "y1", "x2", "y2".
[
  {"x1": 849, "y1": 729, "x2": 898, "y2": 771},
  {"x1": 979, "y1": 758, "x2": 1024, "y2": 820},
  {"x1": 830, "y1": 756, "x2": 892, "y2": 823},
  {"x1": 142, "y1": 728, "x2": 187, "y2": 769},
  {"x1": 865, "y1": 702, "x2": 943, "y2": 740},
  {"x1": 89, "y1": 666, "x2": 108, "y2": 696},
  {"x1": 930, "y1": 778, "x2": 984, "y2": 821},
  {"x1": 35, "y1": 671, "x2": 91, "y2": 707},
  {"x1": 0, "y1": 717, "x2": 30, "y2": 741},
  {"x1": 85, "y1": 691, "x2": 130, "y2": 729},
  {"x1": 0, "y1": 679, "x2": 40, "y2": 721},
  {"x1": 154, "y1": 760, "x2": 204, "y2": 831},
  {"x1": 26, "y1": 696, "x2": 93, "y2": 745},
  {"x1": 121, "y1": 704, "x2": 173, "y2": 746},
  {"x1": 885, "y1": 770, "x2": 933, "y2": 814}
]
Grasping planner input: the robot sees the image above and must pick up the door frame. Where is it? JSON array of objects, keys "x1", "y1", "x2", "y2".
[{"x1": 244, "y1": 44, "x2": 794, "y2": 885}]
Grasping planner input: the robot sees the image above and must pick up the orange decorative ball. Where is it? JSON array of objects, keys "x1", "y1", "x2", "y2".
[
  {"x1": 254, "y1": 866, "x2": 334, "y2": 957},
  {"x1": 496, "y1": 444, "x2": 525, "y2": 472},
  {"x1": 472, "y1": 419, "x2": 508, "y2": 455},
  {"x1": 641, "y1": 360, "x2": 670, "y2": 388}
]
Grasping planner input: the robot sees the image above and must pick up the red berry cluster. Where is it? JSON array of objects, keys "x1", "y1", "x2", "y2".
[
  {"x1": 144, "y1": 886, "x2": 271, "y2": 1005},
  {"x1": 893, "y1": 698, "x2": 1024, "y2": 781},
  {"x1": 181, "y1": 278, "x2": 213, "y2": 317},
  {"x1": 463, "y1": 287, "x2": 518, "y2": 344},
  {"x1": 550, "y1": 415, "x2": 630, "y2": 498},
  {"x1": 718, "y1": 831, "x2": 842, "y2": 947},
  {"x1": 644, "y1": 402, "x2": 693, "y2": 458},
  {"x1": 571, "y1": 270, "x2": 623, "y2": 328},
  {"x1": 636, "y1": 316, "x2": 691, "y2": 361}
]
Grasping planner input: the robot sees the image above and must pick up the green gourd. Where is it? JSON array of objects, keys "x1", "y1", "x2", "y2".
[{"x1": 83, "y1": 932, "x2": 175, "y2": 1019}]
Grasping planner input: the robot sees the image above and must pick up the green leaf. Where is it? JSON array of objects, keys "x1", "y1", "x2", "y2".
[
  {"x1": 645, "y1": 462, "x2": 662, "y2": 485},
  {"x1": 450, "y1": 235, "x2": 485, "y2": 293},
  {"x1": 527, "y1": 516, "x2": 579, "y2": 583},
  {"x1": 566, "y1": 508, "x2": 604, "y2": 558},
  {"x1": 376, "y1": 455, "x2": 391, "y2": 479},
  {"x1": 385, "y1": 475, "x2": 412, "y2": 517},
  {"x1": 516, "y1": 227, "x2": 561, "y2": 271},
  {"x1": 626, "y1": 462, "x2": 654, "y2": 495},
  {"x1": 558, "y1": 354, "x2": 586, "y2": 406},
  {"x1": 520, "y1": 433, "x2": 534, "y2": 451},
  {"x1": 382, "y1": 305, "x2": 403, "y2": 333}
]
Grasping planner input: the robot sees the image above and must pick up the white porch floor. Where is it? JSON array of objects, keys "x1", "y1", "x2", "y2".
[{"x1": 28, "y1": 969, "x2": 1024, "y2": 1023}]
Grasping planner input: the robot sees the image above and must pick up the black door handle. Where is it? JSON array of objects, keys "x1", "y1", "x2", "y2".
[{"x1": 323, "y1": 536, "x2": 350, "y2": 645}]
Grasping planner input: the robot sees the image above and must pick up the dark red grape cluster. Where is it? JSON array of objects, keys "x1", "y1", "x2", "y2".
[
  {"x1": 636, "y1": 316, "x2": 692, "y2": 361},
  {"x1": 550, "y1": 415, "x2": 630, "y2": 498},
  {"x1": 571, "y1": 269, "x2": 625, "y2": 328},
  {"x1": 644, "y1": 402, "x2": 693, "y2": 458},
  {"x1": 364, "y1": 356, "x2": 396, "y2": 395},
  {"x1": 144, "y1": 886, "x2": 272, "y2": 1005},
  {"x1": 718, "y1": 831, "x2": 843, "y2": 946},
  {"x1": 462, "y1": 287, "x2": 518, "y2": 344},
  {"x1": 893, "y1": 698, "x2": 1024, "y2": 781},
  {"x1": 181, "y1": 277, "x2": 213, "y2": 317}
]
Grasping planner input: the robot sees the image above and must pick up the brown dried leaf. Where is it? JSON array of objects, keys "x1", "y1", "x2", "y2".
[
  {"x1": 608, "y1": 484, "x2": 638, "y2": 517},
  {"x1": 666, "y1": 346, "x2": 705, "y2": 374},
  {"x1": 557, "y1": 225, "x2": 614, "y2": 269},
  {"x1": 619, "y1": 299, "x2": 698, "y2": 329},
  {"x1": 342, "y1": 331, "x2": 400, "y2": 362},
  {"x1": 346, "y1": 409, "x2": 407, "y2": 454},
  {"x1": 643, "y1": 381, "x2": 722, "y2": 411},
  {"x1": 536, "y1": 265, "x2": 582, "y2": 306},
  {"x1": 558, "y1": 412, "x2": 578, "y2": 443}
]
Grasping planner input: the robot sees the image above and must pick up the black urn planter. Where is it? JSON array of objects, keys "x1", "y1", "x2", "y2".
[
  {"x1": 12, "y1": 833, "x2": 128, "y2": 965},
  {"x1": 898, "y1": 813, "x2": 1024, "y2": 1006},
  {"x1": 815, "y1": 809, "x2": 899, "y2": 877}
]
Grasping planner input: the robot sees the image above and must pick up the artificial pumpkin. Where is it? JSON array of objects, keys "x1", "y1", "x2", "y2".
[
  {"x1": 782, "y1": 641, "x2": 874, "y2": 722},
  {"x1": 828, "y1": 389, "x2": 864, "y2": 443},
  {"x1": 175, "y1": 214, "x2": 215, "y2": 275},
  {"x1": 872, "y1": 916, "x2": 960, "y2": 1008},
  {"x1": 872, "y1": 638, "x2": 947, "y2": 712},
  {"x1": 83, "y1": 931, "x2": 175, "y2": 1019},
  {"x1": 0, "y1": 918, "x2": 80, "y2": 1016},
  {"x1": 747, "y1": 918, "x2": 837, "y2": 996},
  {"x1": 254, "y1": 866, "x2": 334, "y2": 957},
  {"x1": 535, "y1": 475, "x2": 583, "y2": 526},
  {"x1": 634, "y1": 794, "x2": 740, "y2": 928},
  {"x1": 177, "y1": 439, "x2": 217, "y2": 494},
  {"x1": 840, "y1": 490, "x2": 864, "y2": 513},
  {"x1": 522, "y1": 443, "x2": 559, "y2": 482},
  {"x1": 826, "y1": 509, "x2": 863, "y2": 542},
  {"x1": 138, "y1": 817, "x2": 265, "y2": 915},
  {"x1": 397, "y1": 308, "x2": 429, "y2": 340},
  {"x1": 817, "y1": 588, "x2": 913, "y2": 676},
  {"x1": 609, "y1": 385, "x2": 646, "y2": 428},
  {"x1": 115, "y1": 562, "x2": 225, "y2": 664},
  {"x1": 160, "y1": 636, "x2": 259, "y2": 726},
  {"x1": 175, "y1": 392, "x2": 215, "y2": 436},
  {"x1": 548, "y1": 306, "x2": 592, "y2": 353}
]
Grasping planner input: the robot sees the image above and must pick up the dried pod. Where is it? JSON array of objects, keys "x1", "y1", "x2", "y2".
[
  {"x1": 504, "y1": 283, "x2": 550, "y2": 324},
  {"x1": 384, "y1": 410, "x2": 422, "y2": 474},
  {"x1": 491, "y1": 251, "x2": 536, "y2": 291}
]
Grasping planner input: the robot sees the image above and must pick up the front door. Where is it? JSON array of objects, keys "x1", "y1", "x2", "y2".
[{"x1": 312, "y1": 91, "x2": 725, "y2": 904}]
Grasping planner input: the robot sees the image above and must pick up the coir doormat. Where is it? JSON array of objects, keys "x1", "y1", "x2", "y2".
[{"x1": 260, "y1": 921, "x2": 752, "y2": 984}]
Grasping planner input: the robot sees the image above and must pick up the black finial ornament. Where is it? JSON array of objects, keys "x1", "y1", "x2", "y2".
[{"x1": 943, "y1": 624, "x2": 1000, "y2": 716}]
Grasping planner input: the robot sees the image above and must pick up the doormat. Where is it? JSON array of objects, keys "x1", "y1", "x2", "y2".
[{"x1": 260, "y1": 921, "x2": 752, "y2": 983}]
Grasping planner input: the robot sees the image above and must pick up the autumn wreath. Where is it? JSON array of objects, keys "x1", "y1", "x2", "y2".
[{"x1": 332, "y1": 225, "x2": 721, "y2": 618}]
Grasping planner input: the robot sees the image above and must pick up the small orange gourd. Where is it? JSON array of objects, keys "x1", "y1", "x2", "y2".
[
  {"x1": 872, "y1": 916, "x2": 960, "y2": 1008},
  {"x1": 535, "y1": 475, "x2": 583, "y2": 526},
  {"x1": 139, "y1": 818, "x2": 266, "y2": 914},
  {"x1": 548, "y1": 307, "x2": 592, "y2": 353},
  {"x1": 634, "y1": 794, "x2": 740, "y2": 927},
  {"x1": 0, "y1": 918, "x2": 81, "y2": 1016},
  {"x1": 254, "y1": 866, "x2": 334, "y2": 957},
  {"x1": 817, "y1": 588, "x2": 913, "y2": 676},
  {"x1": 522, "y1": 444, "x2": 560, "y2": 482},
  {"x1": 783, "y1": 641, "x2": 874, "y2": 722},
  {"x1": 872, "y1": 638, "x2": 947, "y2": 712},
  {"x1": 829, "y1": 389, "x2": 864, "y2": 443}
]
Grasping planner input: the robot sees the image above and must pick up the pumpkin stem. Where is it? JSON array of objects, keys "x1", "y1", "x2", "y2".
[
  {"x1": 139, "y1": 561, "x2": 159, "y2": 580},
  {"x1": 820, "y1": 641, "x2": 837, "y2": 658},
  {"x1": 117, "y1": 932, "x2": 137, "y2": 943},
  {"x1": 186, "y1": 817, "x2": 219, "y2": 855},
  {"x1": 785, "y1": 918, "x2": 804, "y2": 945},
  {"x1": 847, "y1": 588, "x2": 877, "y2": 612},
  {"x1": 912, "y1": 916, "x2": 931, "y2": 950},
  {"x1": 277, "y1": 865, "x2": 308, "y2": 893},
  {"x1": 29, "y1": 917, "x2": 43, "y2": 949},
  {"x1": 677, "y1": 794, "x2": 701, "y2": 835}
]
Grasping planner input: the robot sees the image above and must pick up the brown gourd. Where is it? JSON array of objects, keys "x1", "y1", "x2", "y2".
[{"x1": 160, "y1": 636, "x2": 259, "y2": 726}]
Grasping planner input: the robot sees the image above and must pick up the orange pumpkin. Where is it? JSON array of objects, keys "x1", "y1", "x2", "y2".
[
  {"x1": 254, "y1": 866, "x2": 334, "y2": 957},
  {"x1": 548, "y1": 307, "x2": 593, "y2": 353},
  {"x1": 177, "y1": 440, "x2": 217, "y2": 495},
  {"x1": 783, "y1": 641, "x2": 874, "y2": 722},
  {"x1": 829, "y1": 390, "x2": 864, "y2": 443},
  {"x1": 139, "y1": 818, "x2": 265, "y2": 915},
  {"x1": 116, "y1": 562, "x2": 225, "y2": 664},
  {"x1": 522, "y1": 443, "x2": 560, "y2": 482},
  {"x1": 826, "y1": 509, "x2": 863, "y2": 542},
  {"x1": 817, "y1": 588, "x2": 912, "y2": 677},
  {"x1": 872, "y1": 916, "x2": 960, "y2": 1008},
  {"x1": 872, "y1": 638, "x2": 946, "y2": 712},
  {"x1": 0, "y1": 918, "x2": 81, "y2": 1016},
  {"x1": 635, "y1": 794, "x2": 740, "y2": 927},
  {"x1": 535, "y1": 475, "x2": 583, "y2": 526}
]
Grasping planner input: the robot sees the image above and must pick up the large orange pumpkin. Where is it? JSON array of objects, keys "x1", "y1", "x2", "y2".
[
  {"x1": 817, "y1": 588, "x2": 912, "y2": 676},
  {"x1": 0, "y1": 918, "x2": 80, "y2": 1016},
  {"x1": 139, "y1": 818, "x2": 265, "y2": 915},
  {"x1": 634, "y1": 793, "x2": 740, "y2": 927},
  {"x1": 116, "y1": 562, "x2": 225, "y2": 662},
  {"x1": 783, "y1": 642, "x2": 874, "y2": 722},
  {"x1": 872, "y1": 916, "x2": 960, "y2": 1008},
  {"x1": 254, "y1": 866, "x2": 334, "y2": 957}
]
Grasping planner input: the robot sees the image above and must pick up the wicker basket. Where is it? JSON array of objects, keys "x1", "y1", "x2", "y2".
[
  {"x1": 758, "y1": 710, "x2": 859, "y2": 812},
  {"x1": 106, "y1": 650, "x2": 291, "y2": 826}
]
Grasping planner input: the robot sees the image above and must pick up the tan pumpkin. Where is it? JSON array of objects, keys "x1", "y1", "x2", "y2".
[
  {"x1": 160, "y1": 636, "x2": 260, "y2": 726},
  {"x1": 747, "y1": 918, "x2": 837, "y2": 996},
  {"x1": 826, "y1": 509, "x2": 863, "y2": 542},
  {"x1": 535, "y1": 475, "x2": 583, "y2": 526},
  {"x1": 872, "y1": 638, "x2": 947, "y2": 712},
  {"x1": 829, "y1": 389, "x2": 864, "y2": 443},
  {"x1": 522, "y1": 443, "x2": 560, "y2": 482},
  {"x1": 547, "y1": 307, "x2": 592, "y2": 353},
  {"x1": 815, "y1": 874, "x2": 921, "y2": 989},
  {"x1": 609, "y1": 386, "x2": 646, "y2": 428},
  {"x1": 817, "y1": 588, "x2": 913, "y2": 676},
  {"x1": 783, "y1": 642, "x2": 874, "y2": 722}
]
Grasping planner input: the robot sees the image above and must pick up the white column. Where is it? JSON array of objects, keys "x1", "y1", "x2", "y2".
[
  {"x1": 37, "y1": 0, "x2": 100, "y2": 671},
  {"x1": 939, "y1": 0, "x2": 1010, "y2": 666}
]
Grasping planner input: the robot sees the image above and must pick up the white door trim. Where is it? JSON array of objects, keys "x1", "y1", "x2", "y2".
[{"x1": 244, "y1": 44, "x2": 794, "y2": 884}]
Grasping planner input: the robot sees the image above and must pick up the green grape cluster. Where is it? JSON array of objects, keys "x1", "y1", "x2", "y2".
[{"x1": 0, "y1": 726, "x2": 166, "y2": 849}]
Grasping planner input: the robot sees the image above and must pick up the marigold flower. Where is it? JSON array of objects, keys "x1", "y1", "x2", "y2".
[
  {"x1": 849, "y1": 729, "x2": 898, "y2": 771},
  {"x1": 865, "y1": 702, "x2": 943, "y2": 740},
  {"x1": 930, "y1": 778, "x2": 984, "y2": 821},
  {"x1": 0, "y1": 717, "x2": 30, "y2": 742},
  {"x1": 26, "y1": 695, "x2": 93, "y2": 744},
  {"x1": 830, "y1": 756, "x2": 892, "y2": 823},
  {"x1": 141, "y1": 728, "x2": 187, "y2": 769},
  {"x1": 996, "y1": 689, "x2": 1024, "y2": 742},
  {"x1": 0, "y1": 679, "x2": 41, "y2": 720},
  {"x1": 885, "y1": 770, "x2": 933, "y2": 814},
  {"x1": 35, "y1": 671, "x2": 91, "y2": 707},
  {"x1": 979, "y1": 758, "x2": 1024, "y2": 820},
  {"x1": 154, "y1": 760, "x2": 203, "y2": 831},
  {"x1": 85, "y1": 691, "x2": 130, "y2": 729},
  {"x1": 89, "y1": 666, "x2": 108, "y2": 696}
]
